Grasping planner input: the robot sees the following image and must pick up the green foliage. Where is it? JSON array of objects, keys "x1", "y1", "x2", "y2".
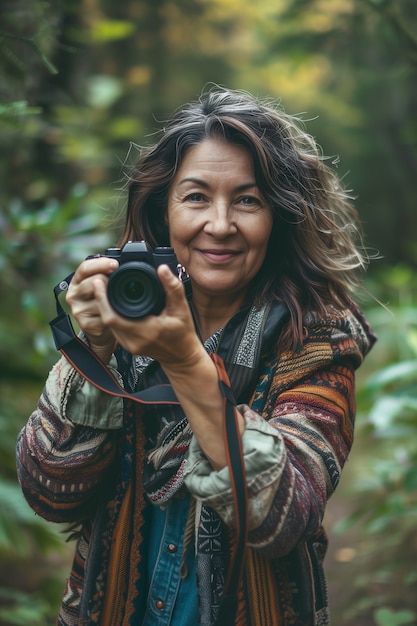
[
  {"x1": 0, "y1": 185, "x2": 113, "y2": 378},
  {"x1": 334, "y1": 267, "x2": 417, "y2": 624},
  {"x1": 0, "y1": 101, "x2": 42, "y2": 124},
  {"x1": 354, "y1": 356, "x2": 417, "y2": 532},
  {"x1": 0, "y1": 0, "x2": 59, "y2": 89},
  {"x1": 0, "y1": 394, "x2": 62, "y2": 559},
  {"x1": 89, "y1": 19, "x2": 136, "y2": 43},
  {"x1": 374, "y1": 608, "x2": 416, "y2": 626},
  {"x1": 0, "y1": 588, "x2": 52, "y2": 626},
  {"x1": 0, "y1": 479, "x2": 62, "y2": 557},
  {"x1": 0, "y1": 382, "x2": 68, "y2": 625}
]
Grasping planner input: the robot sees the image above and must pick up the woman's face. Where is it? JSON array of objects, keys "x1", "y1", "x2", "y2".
[{"x1": 167, "y1": 137, "x2": 273, "y2": 308}]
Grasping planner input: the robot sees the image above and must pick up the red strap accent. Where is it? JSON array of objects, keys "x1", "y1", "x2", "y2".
[{"x1": 211, "y1": 352, "x2": 231, "y2": 386}]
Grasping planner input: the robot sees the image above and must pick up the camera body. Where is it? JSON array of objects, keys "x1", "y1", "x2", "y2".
[{"x1": 102, "y1": 241, "x2": 178, "y2": 319}]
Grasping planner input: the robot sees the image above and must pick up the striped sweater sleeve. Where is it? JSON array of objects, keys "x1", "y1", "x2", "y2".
[
  {"x1": 184, "y1": 308, "x2": 374, "y2": 558},
  {"x1": 16, "y1": 355, "x2": 123, "y2": 524},
  {"x1": 246, "y1": 360, "x2": 354, "y2": 556}
]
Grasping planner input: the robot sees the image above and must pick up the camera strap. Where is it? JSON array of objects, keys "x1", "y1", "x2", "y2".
[
  {"x1": 50, "y1": 271, "x2": 192, "y2": 405},
  {"x1": 49, "y1": 272, "x2": 248, "y2": 623}
]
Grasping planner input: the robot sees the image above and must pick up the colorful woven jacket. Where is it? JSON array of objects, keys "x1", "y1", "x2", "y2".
[{"x1": 16, "y1": 304, "x2": 375, "y2": 626}]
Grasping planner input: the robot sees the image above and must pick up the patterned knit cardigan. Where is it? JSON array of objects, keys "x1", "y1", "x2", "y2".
[{"x1": 16, "y1": 306, "x2": 375, "y2": 626}]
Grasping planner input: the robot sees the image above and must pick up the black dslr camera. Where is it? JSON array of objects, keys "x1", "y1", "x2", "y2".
[{"x1": 101, "y1": 241, "x2": 179, "y2": 319}]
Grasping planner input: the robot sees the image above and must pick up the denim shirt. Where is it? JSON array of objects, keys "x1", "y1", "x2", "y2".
[{"x1": 142, "y1": 493, "x2": 199, "y2": 625}]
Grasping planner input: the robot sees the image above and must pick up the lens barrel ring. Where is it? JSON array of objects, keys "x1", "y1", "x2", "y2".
[{"x1": 107, "y1": 261, "x2": 165, "y2": 319}]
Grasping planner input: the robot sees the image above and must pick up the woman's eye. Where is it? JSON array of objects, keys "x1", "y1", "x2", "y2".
[
  {"x1": 239, "y1": 196, "x2": 260, "y2": 207},
  {"x1": 186, "y1": 193, "x2": 205, "y2": 202}
]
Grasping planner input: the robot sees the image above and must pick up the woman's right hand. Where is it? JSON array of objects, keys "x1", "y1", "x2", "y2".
[{"x1": 66, "y1": 256, "x2": 119, "y2": 362}]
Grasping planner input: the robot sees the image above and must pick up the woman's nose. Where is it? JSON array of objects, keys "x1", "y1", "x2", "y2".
[{"x1": 203, "y1": 204, "x2": 237, "y2": 237}]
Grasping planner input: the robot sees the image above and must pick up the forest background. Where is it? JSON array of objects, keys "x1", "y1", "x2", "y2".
[{"x1": 0, "y1": 0, "x2": 416, "y2": 625}]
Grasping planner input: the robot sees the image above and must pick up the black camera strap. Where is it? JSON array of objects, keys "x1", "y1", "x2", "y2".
[
  {"x1": 50, "y1": 272, "x2": 191, "y2": 405},
  {"x1": 49, "y1": 272, "x2": 248, "y2": 624}
]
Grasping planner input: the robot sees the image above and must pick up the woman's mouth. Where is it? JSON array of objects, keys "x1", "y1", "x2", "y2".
[{"x1": 199, "y1": 249, "x2": 240, "y2": 263}]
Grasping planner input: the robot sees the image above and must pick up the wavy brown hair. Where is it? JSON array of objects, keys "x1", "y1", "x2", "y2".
[{"x1": 120, "y1": 87, "x2": 368, "y2": 350}]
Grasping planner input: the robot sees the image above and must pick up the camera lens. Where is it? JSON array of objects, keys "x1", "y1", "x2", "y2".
[
  {"x1": 107, "y1": 262, "x2": 165, "y2": 318},
  {"x1": 124, "y1": 279, "x2": 145, "y2": 301}
]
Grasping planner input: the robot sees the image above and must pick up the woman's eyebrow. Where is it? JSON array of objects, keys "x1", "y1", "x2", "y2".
[
  {"x1": 177, "y1": 177, "x2": 209, "y2": 188},
  {"x1": 177, "y1": 177, "x2": 258, "y2": 192}
]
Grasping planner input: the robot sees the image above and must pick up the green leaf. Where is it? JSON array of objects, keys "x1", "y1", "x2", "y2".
[
  {"x1": 0, "y1": 480, "x2": 62, "y2": 556},
  {"x1": 0, "y1": 101, "x2": 42, "y2": 125},
  {"x1": 90, "y1": 19, "x2": 136, "y2": 42},
  {"x1": 373, "y1": 607, "x2": 416, "y2": 626},
  {"x1": 408, "y1": 329, "x2": 417, "y2": 356},
  {"x1": 366, "y1": 360, "x2": 417, "y2": 392},
  {"x1": 87, "y1": 75, "x2": 123, "y2": 108},
  {"x1": 368, "y1": 395, "x2": 417, "y2": 432},
  {"x1": 404, "y1": 466, "x2": 417, "y2": 491},
  {"x1": 0, "y1": 588, "x2": 50, "y2": 625}
]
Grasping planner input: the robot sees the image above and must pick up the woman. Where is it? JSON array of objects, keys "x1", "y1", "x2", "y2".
[{"x1": 16, "y1": 87, "x2": 376, "y2": 626}]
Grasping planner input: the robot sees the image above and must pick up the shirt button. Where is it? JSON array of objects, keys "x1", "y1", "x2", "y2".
[
  {"x1": 167, "y1": 543, "x2": 178, "y2": 553},
  {"x1": 155, "y1": 599, "x2": 165, "y2": 610}
]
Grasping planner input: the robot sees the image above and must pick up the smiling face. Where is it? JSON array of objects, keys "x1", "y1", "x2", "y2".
[{"x1": 167, "y1": 137, "x2": 273, "y2": 318}]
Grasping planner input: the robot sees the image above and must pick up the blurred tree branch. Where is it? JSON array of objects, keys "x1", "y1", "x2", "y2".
[
  {"x1": 0, "y1": 26, "x2": 58, "y2": 74},
  {"x1": 363, "y1": 0, "x2": 417, "y2": 60},
  {"x1": 0, "y1": 0, "x2": 62, "y2": 100}
]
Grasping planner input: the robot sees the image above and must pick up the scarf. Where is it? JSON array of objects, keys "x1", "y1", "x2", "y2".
[{"x1": 90, "y1": 300, "x2": 289, "y2": 626}]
